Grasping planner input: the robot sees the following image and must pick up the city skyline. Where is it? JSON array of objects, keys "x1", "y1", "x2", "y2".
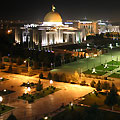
[{"x1": 0, "y1": 0, "x2": 120, "y2": 24}]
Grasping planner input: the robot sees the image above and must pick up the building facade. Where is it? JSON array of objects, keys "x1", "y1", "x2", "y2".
[{"x1": 15, "y1": 6, "x2": 86, "y2": 50}]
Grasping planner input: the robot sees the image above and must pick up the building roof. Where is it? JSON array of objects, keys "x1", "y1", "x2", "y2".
[
  {"x1": 44, "y1": 5, "x2": 62, "y2": 22},
  {"x1": 44, "y1": 11, "x2": 62, "y2": 22}
]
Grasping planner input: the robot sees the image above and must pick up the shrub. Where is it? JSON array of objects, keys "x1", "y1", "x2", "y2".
[
  {"x1": 39, "y1": 72, "x2": 44, "y2": 79},
  {"x1": 101, "y1": 81, "x2": 110, "y2": 90},
  {"x1": 8, "y1": 65, "x2": 12, "y2": 73},
  {"x1": 90, "y1": 80, "x2": 96, "y2": 87},
  {"x1": 96, "y1": 80, "x2": 102, "y2": 91},
  {"x1": 80, "y1": 80, "x2": 86, "y2": 85},
  {"x1": 6, "y1": 113, "x2": 17, "y2": 120},
  {"x1": 0, "y1": 64, "x2": 5, "y2": 69},
  {"x1": 16, "y1": 57, "x2": 23, "y2": 65},
  {"x1": 36, "y1": 79, "x2": 43, "y2": 91},
  {"x1": 60, "y1": 73, "x2": 66, "y2": 82},
  {"x1": 28, "y1": 96, "x2": 34, "y2": 103},
  {"x1": 53, "y1": 73, "x2": 59, "y2": 81},
  {"x1": 47, "y1": 72, "x2": 52, "y2": 80},
  {"x1": 21, "y1": 82, "x2": 26, "y2": 86}
]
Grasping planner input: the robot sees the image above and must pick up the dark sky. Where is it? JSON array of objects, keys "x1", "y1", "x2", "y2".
[{"x1": 0, "y1": 0, "x2": 120, "y2": 23}]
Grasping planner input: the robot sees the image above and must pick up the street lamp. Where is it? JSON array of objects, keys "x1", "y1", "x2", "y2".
[
  {"x1": 50, "y1": 80, "x2": 53, "y2": 86},
  {"x1": 70, "y1": 102, "x2": 74, "y2": 110},
  {"x1": 44, "y1": 116, "x2": 48, "y2": 120},
  {"x1": 70, "y1": 102, "x2": 73, "y2": 107},
  {"x1": 0, "y1": 96, "x2": 3, "y2": 106},
  {"x1": 24, "y1": 60, "x2": 26, "y2": 64},
  {"x1": 4, "y1": 89, "x2": 6, "y2": 92},
  {"x1": 27, "y1": 87, "x2": 31, "y2": 94}
]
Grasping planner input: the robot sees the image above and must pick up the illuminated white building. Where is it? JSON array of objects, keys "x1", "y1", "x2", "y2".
[
  {"x1": 15, "y1": 5, "x2": 86, "y2": 50},
  {"x1": 66, "y1": 19, "x2": 99, "y2": 35},
  {"x1": 98, "y1": 20, "x2": 120, "y2": 34}
]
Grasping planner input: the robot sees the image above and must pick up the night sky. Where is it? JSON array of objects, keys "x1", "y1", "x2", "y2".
[{"x1": 0, "y1": 0, "x2": 120, "y2": 23}]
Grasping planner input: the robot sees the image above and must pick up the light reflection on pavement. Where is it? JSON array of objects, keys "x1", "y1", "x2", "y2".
[{"x1": 0, "y1": 72, "x2": 94, "y2": 120}]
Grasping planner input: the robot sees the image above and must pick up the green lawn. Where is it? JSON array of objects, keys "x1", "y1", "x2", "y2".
[
  {"x1": 79, "y1": 92, "x2": 108, "y2": 109},
  {"x1": 109, "y1": 73, "x2": 120, "y2": 78},
  {"x1": 0, "y1": 105, "x2": 14, "y2": 114},
  {"x1": 107, "y1": 60, "x2": 120, "y2": 65},
  {"x1": 79, "y1": 92, "x2": 120, "y2": 111},
  {"x1": 95, "y1": 65, "x2": 118, "y2": 71},
  {"x1": 18, "y1": 86, "x2": 60, "y2": 103},
  {"x1": 83, "y1": 70, "x2": 107, "y2": 76}
]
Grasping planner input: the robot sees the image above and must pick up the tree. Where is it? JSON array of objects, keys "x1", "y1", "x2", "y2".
[
  {"x1": 53, "y1": 73, "x2": 59, "y2": 81},
  {"x1": 90, "y1": 80, "x2": 96, "y2": 87},
  {"x1": 39, "y1": 72, "x2": 44, "y2": 79},
  {"x1": 36, "y1": 79, "x2": 43, "y2": 91},
  {"x1": 80, "y1": 80, "x2": 86, "y2": 85},
  {"x1": 16, "y1": 57, "x2": 23, "y2": 65},
  {"x1": 6, "y1": 113, "x2": 17, "y2": 120},
  {"x1": 101, "y1": 81, "x2": 110, "y2": 90},
  {"x1": 71, "y1": 71, "x2": 80, "y2": 83},
  {"x1": 8, "y1": 65, "x2": 12, "y2": 73},
  {"x1": 60, "y1": 73, "x2": 66, "y2": 82},
  {"x1": 96, "y1": 80, "x2": 102, "y2": 91},
  {"x1": 104, "y1": 83, "x2": 118, "y2": 110},
  {"x1": 84, "y1": 103, "x2": 99, "y2": 120},
  {"x1": 47, "y1": 72, "x2": 52, "y2": 80},
  {"x1": 110, "y1": 82, "x2": 118, "y2": 94}
]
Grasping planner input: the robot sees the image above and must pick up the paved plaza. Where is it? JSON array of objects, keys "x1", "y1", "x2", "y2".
[{"x1": 0, "y1": 72, "x2": 93, "y2": 120}]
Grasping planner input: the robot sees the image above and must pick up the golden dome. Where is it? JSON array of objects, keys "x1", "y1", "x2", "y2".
[{"x1": 44, "y1": 11, "x2": 62, "y2": 22}]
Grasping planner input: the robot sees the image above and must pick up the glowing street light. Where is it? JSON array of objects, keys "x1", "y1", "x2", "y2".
[
  {"x1": 24, "y1": 60, "x2": 26, "y2": 63},
  {"x1": 0, "y1": 77, "x2": 3, "y2": 80},
  {"x1": 0, "y1": 96, "x2": 3, "y2": 105},
  {"x1": 50, "y1": 80, "x2": 53, "y2": 85},
  {"x1": 27, "y1": 87, "x2": 31, "y2": 94},
  {"x1": 44, "y1": 116, "x2": 48, "y2": 120},
  {"x1": 27, "y1": 81, "x2": 30, "y2": 85},
  {"x1": 4, "y1": 89, "x2": 7, "y2": 92},
  {"x1": 70, "y1": 102, "x2": 73, "y2": 107}
]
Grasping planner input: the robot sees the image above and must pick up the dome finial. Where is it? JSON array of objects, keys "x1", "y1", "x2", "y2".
[{"x1": 52, "y1": 5, "x2": 55, "y2": 12}]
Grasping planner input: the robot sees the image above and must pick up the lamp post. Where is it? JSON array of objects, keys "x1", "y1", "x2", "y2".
[
  {"x1": 24, "y1": 59, "x2": 30, "y2": 73},
  {"x1": 27, "y1": 87, "x2": 31, "y2": 94},
  {"x1": 70, "y1": 102, "x2": 74, "y2": 110},
  {"x1": 44, "y1": 116, "x2": 48, "y2": 120},
  {"x1": 50, "y1": 80, "x2": 53, "y2": 86},
  {"x1": 0, "y1": 96, "x2": 3, "y2": 107}
]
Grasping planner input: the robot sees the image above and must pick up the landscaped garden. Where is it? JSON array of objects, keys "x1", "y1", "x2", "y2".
[
  {"x1": 107, "y1": 60, "x2": 120, "y2": 65},
  {"x1": 95, "y1": 64, "x2": 118, "y2": 71},
  {"x1": 50, "y1": 105, "x2": 120, "y2": 120},
  {"x1": 83, "y1": 60, "x2": 120, "y2": 76},
  {"x1": 39, "y1": 82, "x2": 120, "y2": 120},
  {"x1": 20, "y1": 81, "x2": 37, "y2": 88},
  {"x1": 18, "y1": 86, "x2": 60, "y2": 103},
  {"x1": 83, "y1": 69, "x2": 107, "y2": 76},
  {"x1": 109, "y1": 73, "x2": 120, "y2": 78},
  {"x1": 0, "y1": 77, "x2": 9, "y2": 82},
  {"x1": 18, "y1": 79, "x2": 60, "y2": 103},
  {"x1": 0, "y1": 89, "x2": 15, "y2": 96}
]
